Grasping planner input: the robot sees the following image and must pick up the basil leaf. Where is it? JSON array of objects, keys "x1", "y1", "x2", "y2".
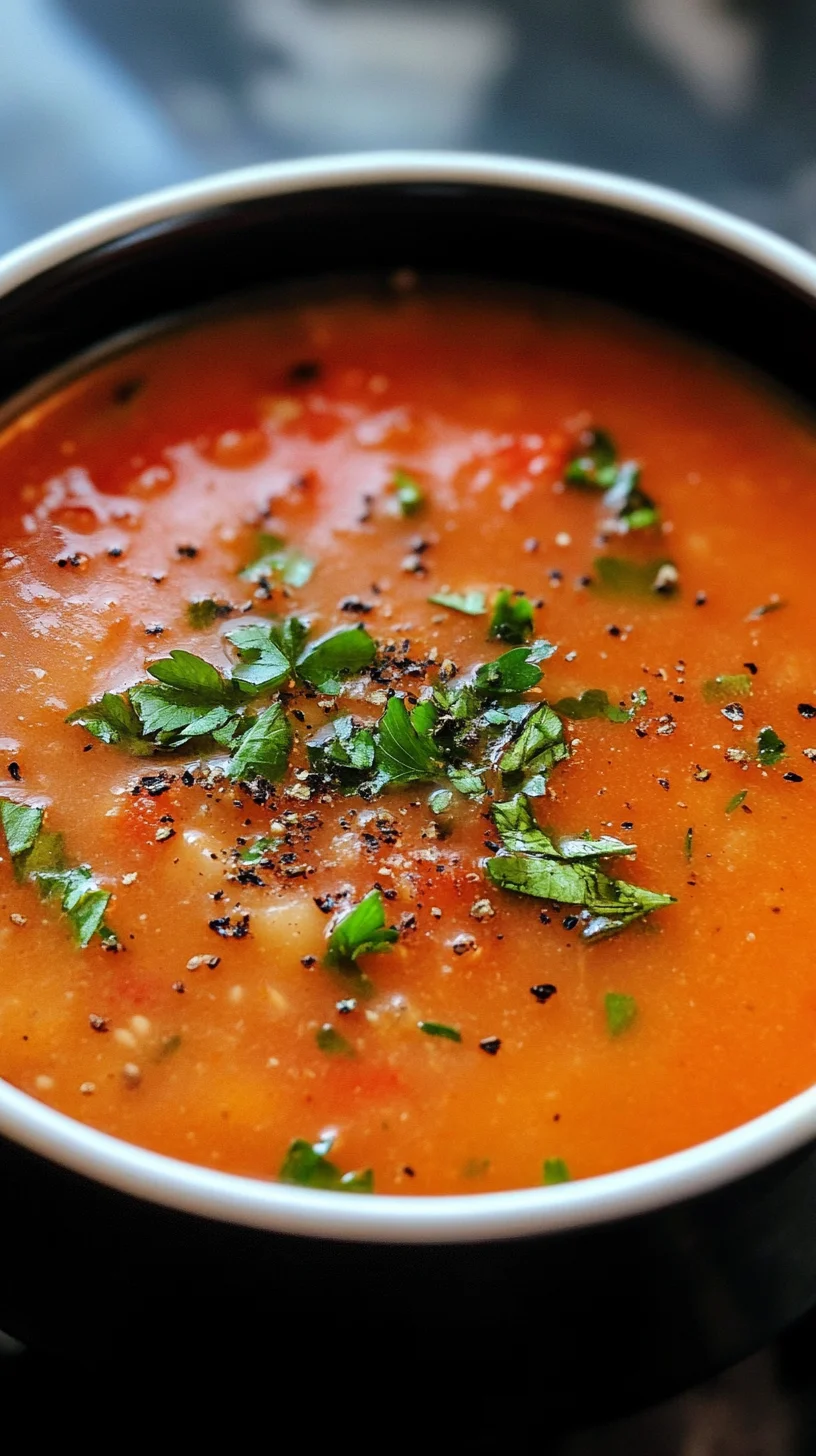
[
  {"x1": 553, "y1": 689, "x2": 631, "y2": 724},
  {"x1": 391, "y1": 468, "x2": 424, "y2": 517},
  {"x1": 593, "y1": 557, "x2": 678, "y2": 597},
  {"x1": 485, "y1": 853, "x2": 674, "y2": 939},
  {"x1": 373, "y1": 695, "x2": 442, "y2": 785},
  {"x1": 499, "y1": 704, "x2": 568, "y2": 781},
  {"x1": 418, "y1": 1020, "x2": 462, "y2": 1042},
  {"x1": 0, "y1": 798, "x2": 114, "y2": 947},
  {"x1": 702, "y1": 674, "x2": 753, "y2": 704},
  {"x1": 428, "y1": 590, "x2": 486, "y2": 616},
  {"x1": 240, "y1": 533, "x2": 315, "y2": 587},
  {"x1": 757, "y1": 725, "x2": 785, "y2": 767},
  {"x1": 489, "y1": 589, "x2": 535, "y2": 644},
  {"x1": 66, "y1": 691, "x2": 150, "y2": 750},
  {"x1": 472, "y1": 640, "x2": 556, "y2": 697},
  {"x1": 227, "y1": 701, "x2": 292, "y2": 782},
  {"x1": 297, "y1": 623, "x2": 377, "y2": 694},
  {"x1": 227, "y1": 623, "x2": 293, "y2": 693},
  {"x1": 279, "y1": 1137, "x2": 373, "y2": 1193},
  {"x1": 605, "y1": 991, "x2": 638, "y2": 1036},
  {"x1": 0, "y1": 799, "x2": 42, "y2": 860},
  {"x1": 324, "y1": 889, "x2": 398, "y2": 968},
  {"x1": 543, "y1": 1157, "x2": 571, "y2": 1185},
  {"x1": 315, "y1": 1023, "x2": 356, "y2": 1057}
]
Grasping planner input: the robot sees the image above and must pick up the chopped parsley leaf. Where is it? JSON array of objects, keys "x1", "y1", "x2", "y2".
[
  {"x1": 279, "y1": 1136, "x2": 373, "y2": 1192},
  {"x1": 485, "y1": 854, "x2": 673, "y2": 941},
  {"x1": 227, "y1": 702, "x2": 293, "y2": 782},
  {"x1": 472, "y1": 640, "x2": 556, "y2": 697},
  {"x1": 315, "y1": 1023, "x2": 356, "y2": 1057},
  {"x1": 757, "y1": 725, "x2": 786, "y2": 767},
  {"x1": 296, "y1": 623, "x2": 377, "y2": 694},
  {"x1": 702, "y1": 673, "x2": 753, "y2": 704},
  {"x1": 373, "y1": 694, "x2": 442, "y2": 786},
  {"x1": 605, "y1": 992, "x2": 638, "y2": 1036},
  {"x1": 239, "y1": 533, "x2": 314, "y2": 587},
  {"x1": 391, "y1": 468, "x2": 424, "y2": 516},
  {"x1": 428, "y1": 590, "x2": 486, "y2": 616},
  {"x1": 553, "y1": 688, "x2": 632, "y2": 723},
  {"x1": 0, "y1": 798, "x2": 114, "y2": 947},
  {"x1": 543, "y1": 1157, "x2": 571, "y2": 1185},
  {"x1": 593, "y1": 556, "x2": 678, "y2": 596},
  {"x1": 324, "y1": 889, "x2": 398, "y2": 968},
  {"x1": 489, "y1": 589, "x2": 535, "y2": 644},
  {"x1": 418, "y1": 1020, "x2": 462, "y2": 1042}
]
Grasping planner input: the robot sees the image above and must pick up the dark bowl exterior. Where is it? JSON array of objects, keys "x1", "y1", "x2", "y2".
[{"x1": 1, "y1": 164, "x2": 816, "y2": 1416}]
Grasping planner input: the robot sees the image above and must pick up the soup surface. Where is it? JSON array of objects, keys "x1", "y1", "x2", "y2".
[{"x1": 0, "y1": 283, "x2": 815, "y2": 1196}]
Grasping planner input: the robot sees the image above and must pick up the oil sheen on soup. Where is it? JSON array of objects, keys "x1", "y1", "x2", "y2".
[{"x1": 0, "y1": 283, "x2": 814, "y2": 1197}]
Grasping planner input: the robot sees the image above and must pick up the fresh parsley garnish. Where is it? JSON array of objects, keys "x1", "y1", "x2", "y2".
[
  {"x1": 187, "y1": 598, "x2": 231, "y2": 629},
  {"x1": 227, "y1": 622, "x2": 295, "y2": 693},
  {"x1": 543, "y1": 1157, "x2": 571, "y2": 1185},
  {"x1": 757, "y1": 726, "x2": 785, "y2": 767},
  {"x1": 593, "y1": 556, "x2": 678, "y2": 596},
  {"x1": 296, "y1": 624, "x2": 377, "y2": 694},
  {"x1": 565, "y1": 429, "x2": 659, "y2": 531},
  {"x1": 605, "y1": 992, "x2": 638, "y2": 1036},
  {"x1": 489, "y1": 589, "x2": 535, "y2": 644},
  {"x1": 279, "y1": 1136, "x2": 373, "y2": 1193},
  {"x1": 702, "y1": 673, "x2": 753, "y2": 704},
  {"x1": 315, "y1": 1023, "x2": 356, "y2": 1057},
  {"x1": 553, "y1": 688, "x2": 632, "y2": 724},
  {"x1": 498, "y1": 703, "x2": 569, "y2": 787},
  {"x1": 472, "y1": 640, "x2": 556, "y2": 696},
  {"x1": 0, "y1": 798, "x2": 115, "y2": 947},
  {"x1": 239, "y1": 533, "x2": 314, "y2": 587},
  {"x1": 239, "y1": 834, "x2": 281, "y2": 865},
  {"x1": 229, "y1": 619, "x2": 375, "y2": 696},
  {"x1": 418, "y1": 1020, "x2": 462, "y2": 1042},
  {"x1": 324, "y1": 889, "x2": 399, "y2": 968},
  {"x1": 66, "y1": 691, "x2": 153, "y2": 754},
  {"x1": 492, "y1": 794, "x2": 636, "y2": 861},
  {"x1": 373, "y1": 694, "x2": 442, "y2": 786},
  {"x1": 307, "y1": 716, "x2": 376, "y2": 785},
  {"x1": 227, "y1": 702, "x2": 293, "y2": 782},
  {"x1": 390, "y1": 468, "x2": 425, "y2": 517},
  {"x1": 428, "y1": 590, "x2": 486, "y2": 616}
]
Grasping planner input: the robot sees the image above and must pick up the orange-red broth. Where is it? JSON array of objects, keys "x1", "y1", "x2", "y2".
[{"x1": 0, "y1": 286, "x2": 815, "y2": 1196}]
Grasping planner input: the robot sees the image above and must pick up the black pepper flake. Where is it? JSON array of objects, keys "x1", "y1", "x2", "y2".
[
  {"x1": 336, "y1": 998, "x2": 357, "y2": 1014},
  {"x1": 89, "y1": 1014, "x2": 109, "y2": 1033},
  {"x1": 313, "y1": 894, "x2": 336, "y2": 914},
  {"x1": 562, "y1": 915, "x2": 579, "y2": 931},
  {"x1": 657, "y1": 778, "x2": 670, "y2": 791},
  {"x1": 288, "y1": 359, "x2": 322, "y2": 384},
  {"x1": 144, "y1": 623, "x2": 165, "y2": 636},
  {"x1": 743, "y1": 662, "x2": 758, "y2": 676},
  {"x1": 621, "y1": 821, "x2": 634, "y2": 830},
  {"x1": 181, "y1": 769, "x2": 195, "y2": 787},
  {"x1": 539, "y1": 911, "x2": 551, "y2": 925},
  {"x1": 479, "y1": 1036, "x2": 501, "y2": 1055},
  {"x1": 695, "y1": 591, "x2": 707, "y2": 606},
  {"x1": 55, "y1": 552, "x2": 84, "y2": 568},
  {"x1": 484, "y1": 839, "x2": 500, "y2": 853},
  {"x1": 798, "y1": 704, "x2": 816, "y2": 719},
  {"x1": 176, "y1": 544, "x2": 199, "y2": 559},
  {"x1": 107, "y1": 545, "x2": 123, "y2": 558},
  {"x1": 339, "y1": 597, "x2": 373, "y2": 614},
  {"x1": 300, "y1": 955, "x2": 317, "y2": 968},
  {"x1": 530, "y1": 984, "x2": 557, "y2": 1003},
  {"x1": 721, "y1": 703, "x2": 744, "y2": 723},
  {"x1": 7, "y1": 762, "x2": 20, "y2": 781},
  {"x1": 403, "y1": 1166, "x2": 416, "y2": 1178},
  {"x1": 172, "y1": 981, "x2": 185, "y2": 994},
  {"x1": 208, "y1": 913, "x2": 250, "y2": 939},
  {"x1": 606, "y1": 624, "x2": 621, "y2": 638},
  {"x1": 783, "y1": 772, "x2": 804, "y2": 783},
  {"x1": 113, "y1": 377, "x2": 144, "y2": 405}
]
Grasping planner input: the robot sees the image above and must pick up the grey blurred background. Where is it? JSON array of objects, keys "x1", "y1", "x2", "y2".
[
  {"x1": 1, "y1": 0, "x2": 815, "y2": 253},
  {"x1": 3, "y1": 2, "x2": 816, "y2": 1449}
]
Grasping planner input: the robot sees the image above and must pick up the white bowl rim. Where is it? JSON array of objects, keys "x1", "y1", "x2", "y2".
[{"x1": 1, "y1": 150, "x2": 815, "y2": 1245}]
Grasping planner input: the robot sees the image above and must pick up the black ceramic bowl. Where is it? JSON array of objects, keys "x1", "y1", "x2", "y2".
[{"x1": 2, "y1": 154, "x2": 816, "y2": 1417}]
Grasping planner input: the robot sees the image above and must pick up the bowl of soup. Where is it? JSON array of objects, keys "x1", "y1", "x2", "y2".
[{"x1": 2, "y1": 153, "x2": 816, "y2": 1412}]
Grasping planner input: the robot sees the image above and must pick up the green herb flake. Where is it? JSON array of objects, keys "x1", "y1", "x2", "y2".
[
  {"x1": 684, "y1": 827, "x2": 693, "y2": 862},
  {"x1": 239, "y1": 533, "x2": 315, "y2": 588},
  {"x1": 553, "y1": 688, "x2": 632, "y2": 724},
  {"x1": 564, "y1": 429, "x2": 617, "y2": 488},
  {"x1": 429, "y1": 788, "x2": 454, "y2": 815},
  {"x1": 226, "y1": 622, "x2": 296, "y2": 694},
  {"x1": 373, "y1": 694, "x2": 441, "y2": 787},
  {"x1": 315, "y1": 1023, "x2": 356, "y2": 1057},
  {"x1": 279, "y1": 1137, "x2": 373, "y2": 1193},
  {"x1": 66, "y1": 691, "x2": 153, "y2": 754},
  {"x1": 463, "y1": 1157, "x2": 491, "y2": 1178},
  {"x1": 725, "y1": 790, "x2": 748, "y2": 814},
  {"x1": 757, "y1": 725, "x2": 786, "y2": 767},
  {"x1": 702, "y1": 674, "x2": 753, "y2": 704},
  {"x1": 186, "y1": 598, "x2": 227, "y2": 630},
  {"x1": 605, "y1": 991, "x2": 638, "y2": 1036},
  {"x1": 499, "y1": 703, "x2": 569, "y2": 784},
  {"x1": 0, "y1": 799, "x2": 43, "y2": 861},
  {"x1": 239, "y1": 834, "x2": 281, "y2": 865},
  {"x1": 593, "y1": 557, "x2": 678, "y2": 597},
  {"x1": 485, "y1": 853, "x2": 674, "y2": 941},
  {"x1": 227, "y1": 701, "x2": 293, "y2": 782},
  {"x1": 428, "y1": 590, "x2": 486, "y2": 616},
  {"x1": 391, "y1": 468, "x2": 425, "y2": 517},
  {"x1": 472, "y1": 640, "x2": 556, "y2": 697},
  {"x1": 418, "y1": 1020, "x2": 462, "y2": 1042},
  {"x1": 489, "y1": 589, "x2": 535, "y2": 644},
  {"x1": 543, "y1": 1157, "x2": 571, "y2": 1186},
  {"x1": 324, "y1": 889, "x2": 398, "y2": 969}
]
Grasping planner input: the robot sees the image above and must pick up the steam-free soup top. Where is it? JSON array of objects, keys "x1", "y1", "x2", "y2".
[{"x1": 0, "y1": 284, "x2": 815, "y2": 1195}]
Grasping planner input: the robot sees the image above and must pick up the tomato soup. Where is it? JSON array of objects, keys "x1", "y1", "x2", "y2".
[{"x1": 0, "y1": 283, "x2": 815, "y2": 1196}]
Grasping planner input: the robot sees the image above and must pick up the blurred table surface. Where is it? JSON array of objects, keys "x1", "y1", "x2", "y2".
[{"x1": 2, "y1": 1, "x2": 816, "y2": 1447}]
